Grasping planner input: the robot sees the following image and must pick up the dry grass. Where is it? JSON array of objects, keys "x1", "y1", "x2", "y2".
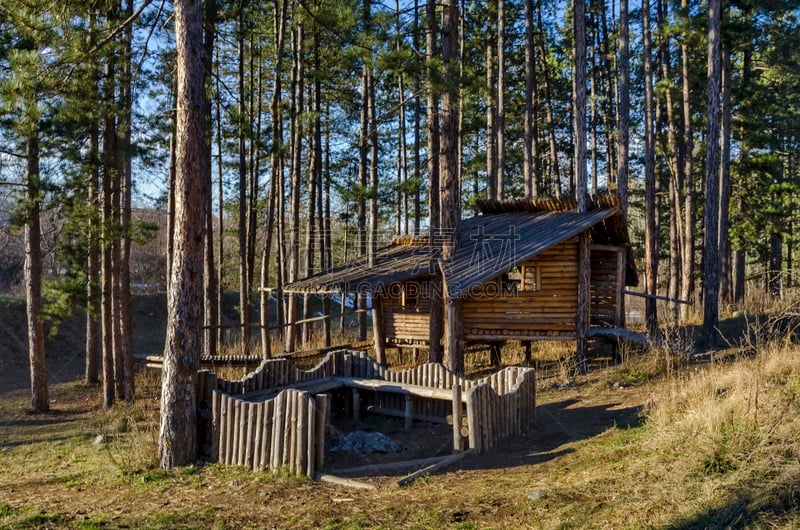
[{"x1": 4, "y1": 302, "x2": 800, "y2": 528}]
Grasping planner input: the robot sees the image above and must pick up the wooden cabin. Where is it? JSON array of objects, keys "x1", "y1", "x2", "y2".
[{"x1": 285, "y1": 195, "x2": 638, "y2": 358}]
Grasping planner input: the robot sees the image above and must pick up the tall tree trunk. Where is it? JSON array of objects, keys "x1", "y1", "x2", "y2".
[
  {"x1": 159, "y1": 0, "x2": 206, "y2": 469},
  {"x1": 368, "y1": 37, "x2": 383, "y2": 363},
  {"x1": 617, "y1": 0, "x2": 629, "y2": 216},
  {"x1": 214, "y1": 47, "x2": 225, "y2": 350},
  {"x1": 524, "y1": 0, "x2": 539, "y2": 199},
  {"x1": 426, "y1": 0, "x2": 443, "y2": 363},
  {"x1": 203, "y1": 0, "x2": 218, "y2": 359},
  {"x1": 658, "y1": 0, "x2": 682, "y2": 324},
  {"x1": 262, "y1": 0, "x2": 287, "y2": 357},
  {"x1": 85, "y1": 29, "x2": 101, "y2": 384},
  {"x1": 322, "y1": 102, "x2": 332, "y2": 346},
  {"x1": 537, "y1": 2, "x2": 561, "y2": 197},
  {"x1": 119, "y1": 0, "x2": 135, "y2": 402},
  {"x1": 702, "y1": 0, "x2": 722, "y2": 346},
  {"x1": 485, "y1": 6, "x2": 497, "y2": 200},
  {"x1": 26, "y1": 132, "x2": 48, "y2": 413},
  {"x1": 237, "y1": 3, "x2": 251, "y2": 355},
  {"x1": 679, "y1": 0, "x2": 695, "y2": 319},
  {"x1": 589, "y1": 8, "x2": 598, "y2": 195},
  {"x1": 356, "y1": 8, "x2": 370, "y2": 343},
  {"x1": 643, "y1": 0, "x2": 659, "y2": 336},
  {"x1": 718, "y1": 41, "x2": 732, "y2": 306},
  {"x1": 574, "y1": 0, "x2": 589, "y2": 372},
  {"x1": 441, "y1": 0, "x2": 462, "y2": 374},
  {"x1": 496, "y1": 0, "x2": 505, "y2": 200},
  {"x1": 286, "y1": 22, "x2": 304, "y2": 352},
  {"x1": 101, "y1": 52, "x2": 117, "y2": 408},
  {"x1": 396, "y1": 0, "x2": 409, "y2": 234},
  {"x1": 733, "y1": 42, "x2": 752, "y2": 304},
  {"x1": 412, "y1": 0, "x2": 422, "y2": 236}
]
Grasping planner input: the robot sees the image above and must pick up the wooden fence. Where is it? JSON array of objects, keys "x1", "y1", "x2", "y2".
[{"x1": 196, "y1": 349, "x2": 536, "y2": 477}]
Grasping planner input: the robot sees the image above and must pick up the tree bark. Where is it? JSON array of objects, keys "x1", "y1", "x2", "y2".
[
  {"x1": 203, "y1": 0, "x2": 218, "y2": 359},
  {"x1": 426, "y1": 0, "x2": 442, "y2": 364},
  {"x1": 26, "y1": 133, "x2": 48, "y2": 413},
  {"x1": 119, "y1": 0, "x2": 135, "y2": 402},
  {"x1": 702, "y1": 0, "x2": 722, "y2": 346},
  {"x1": 617, "y1": 0, "x2": 629, "y2": 216},
  {"x1": 102, "y1": 51, "x2": 118, "y2": 408},
  {"x1": 237, "y1": 2, "x2": 251, "y2": 355},
  {"x1": 718, "y1": 40, "x2": 732, "y2": 306},
  {"x1": 679, "y1": 0, "x2": 695, "y2": 319},
  {"x1": 85, "y1": 10, "x2": 101, "y2": 386},
  {"x1": 496, "y1": 0, "x2": 505, "y2": 200},
  {"x1": 285, "y1": 22, "x2": 304, "y2": 352},
  {"x1": 658, "y1": 0, "x2": 682, "y2": 324},
  {"x1": 537, "y1": 2, "x2": 561, "y2": 197},
  {"x1": 441, "y1": 0, "x2": 462, "y2": 374},
  {"x1": 159, "y1": 0, "x2": 206, "y2": 469},
  {"x1": 574, "y1": 0, "x2": 589, "y2": 372},
  {"x1": 524, "y1": 0, "x2": 539, "y2": 199},
  {"x1": 642, "y1": 0, "x2": 659, "y2": 336}
]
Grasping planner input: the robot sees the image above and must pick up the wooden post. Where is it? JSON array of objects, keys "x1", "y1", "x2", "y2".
[
  {"x1": 314, "y1": 393, "x2": 328, "y2": 475},
  {"x1": 616, "y1": 248, "x2": 626, "y2": 328},
  {"x1": 576, "y1": 231, "x2": 591, "y2": 373},
  {"x1": 404, "y1": 395, "x2": 413, "y2": 431},
  {"x1": 440, "y1": 261, "x2": 464, "y2": 374},
  {"x1": 372, "y1": 294, "x2": 387, "y2": 365},
  {"x1": 211, "y1": 389, "x2": 221, "y2": 461},
  {"x1": 352, "y1": 389, "x2": 360, "y2": 423},
  {"x1": 452, "y1": 384, "x2": 463, "y2": 452},
  {"x1": 466, "y1": 388, "x2": 479, "y2": 453}
]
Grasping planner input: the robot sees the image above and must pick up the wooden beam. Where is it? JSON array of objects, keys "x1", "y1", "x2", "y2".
[
  {"x1": 372, "y1": 295, "x2": 387, "y2": 365},
  {"x1": 315, "y1": 473, "x2": 377, "y2": 490},
  {"x1": 395, "y1": 451, "x2": 469, "y2": 487},
  {"x1": 623, "y1": 290, "x2": 693, "y2": 305}
]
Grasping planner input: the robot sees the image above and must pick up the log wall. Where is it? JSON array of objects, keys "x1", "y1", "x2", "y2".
[
  {"x1": 462, "y1": 240, "x2": 579, "y2": 340},
  {"x1": 197, "y1": 350, "x2": 536, "y2": 477}
]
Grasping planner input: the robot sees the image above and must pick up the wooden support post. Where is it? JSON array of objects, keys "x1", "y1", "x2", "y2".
[
  {"x1": 352, "y1": 389, "x2": 360, "y2": 423},
  {"x1": 211, "y1": 389, "x2": 221, "y2": 461},
  {"x1": 404, "y1": 395, "x2": 413, "y2": 431},
  {"x1": 314, "y1": 393, "x2": 328, "y2": 475},
  {"x1": 452, "y1": 384, "x2": 463, "y2": 452},
  {"x1": 372, "y1": 295, "x2": 387, "y2": 366},
  {"x1": 576, "y1": 231, "x2": 591, "y2": 374},
  {"x1": 616, "y1": 248, "x2": 626, "y2": 328},
  {"x1": 490, "y1": 343, "x2": 502, "y2": 367}
]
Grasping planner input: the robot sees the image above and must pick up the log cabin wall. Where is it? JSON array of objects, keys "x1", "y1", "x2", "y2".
[
  {"x1": 590, "y1": 245, "x2": 626, "y2": 328},
  {"x1": 462, "y1": 240, "x2": 579, "y2": 341},
  {"x1": 380, "y1": 279, "x2": 433, "y2": 344}
]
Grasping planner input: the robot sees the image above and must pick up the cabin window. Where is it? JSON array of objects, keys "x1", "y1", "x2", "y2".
[{"x1": 504, "y1": 265, "x2": 540, "y2": 293}]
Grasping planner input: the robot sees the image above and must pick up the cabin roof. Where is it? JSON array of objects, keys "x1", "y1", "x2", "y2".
[{"x1": 284, "y1": 194, "x2": 638, "y2": 296}]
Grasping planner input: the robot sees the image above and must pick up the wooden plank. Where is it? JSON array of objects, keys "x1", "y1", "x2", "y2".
[
  {"x1": 396, "y1": 451, "x2": 469, "y2": 487},
  {"x1": 315, "y1": 473, "x2": 377, "y2": 491}
]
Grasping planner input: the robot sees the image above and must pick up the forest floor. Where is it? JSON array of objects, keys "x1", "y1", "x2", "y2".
[{"x1": 1, "y1": 294, "x2": 799, "y2": 528}]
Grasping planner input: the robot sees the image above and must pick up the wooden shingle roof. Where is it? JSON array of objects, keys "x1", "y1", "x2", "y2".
[
  {"x1": 284, "y1": 194, "x2": 638, "y2": 295},
  {"x1": 283, "y1": 240, "x2": 438, "y2": 293}
]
